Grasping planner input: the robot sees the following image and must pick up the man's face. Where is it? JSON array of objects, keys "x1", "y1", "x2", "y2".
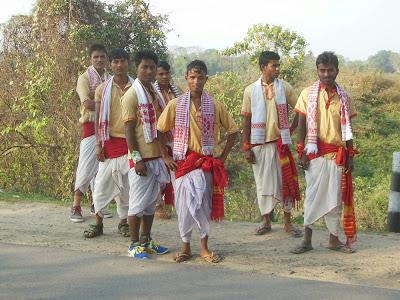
[
  {"x1": 317, "y1": 63, "x2": 339, "y2": 86},
  {"x1": 155, "y1": 67, "x2": 171, "y2": 86},
  {"x1": 110, "y1": 58, "x2": 129, "y2": 76},
  {"x1": 90, "y1": 50, "x2": 107, "y2": 70},
  {"x1": 185, "y1": 69, "x2": 207, "y2": 94},
  {"x1": 261, "y1": 59, "x2": 280, "y2": 79},
  {"x1": 136, "y1": 58, "x2": 157, "y2": 84}
]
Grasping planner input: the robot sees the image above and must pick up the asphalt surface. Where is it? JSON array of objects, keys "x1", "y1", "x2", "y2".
[{"x1": 1, "y1": 243, "x2": 399, "y2": 300}]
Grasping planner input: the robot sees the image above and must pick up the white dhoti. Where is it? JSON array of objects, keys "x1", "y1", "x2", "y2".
[
  {"x1": 92, "y1": 154, "x2": 130, "y2": 219},
  {"x1": 252, "y1": 143, "x2": 292, "y2": 215},
  {"x1": 74, "y1": 135, "x2": 98, "y2": 193},
  {"x1": 175, "y1": 169, "x2": 212, "y2": 243},
  {"x1": 128, "y1": 158, "x2": 170, "y2": 217},
  {"x1": 304, "y1": 157, "x2": 342, "y2": 236}
]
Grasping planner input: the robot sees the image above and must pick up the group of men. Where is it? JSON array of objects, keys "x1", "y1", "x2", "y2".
[{"x1": 69, "y1": 43, "x2": 358, "y2": 262}]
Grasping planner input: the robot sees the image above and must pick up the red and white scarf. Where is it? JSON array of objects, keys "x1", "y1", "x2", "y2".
[
  {"x1": 87, "y1": 65, "x2": 109, "y2": 98},
  {"x1": 132, "y1": 79, "x2": 168, "y2": 144},
  {"x1": 173, "y1": 91, "x2": 215, "y2": 160},
  {"x1": 99, "y1": 76, "x2": 134, "y2": 145},
  {"x1": 250, "y1": 78, "x2": 291, "y2": 145},
  {"x1": 305, "y1": 80, "x2": 353, "y2": 154}
]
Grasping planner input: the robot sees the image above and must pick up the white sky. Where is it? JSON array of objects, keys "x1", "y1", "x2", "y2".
[{"x1": 1, "y1": 0, "x2": 398, "y2": 60}]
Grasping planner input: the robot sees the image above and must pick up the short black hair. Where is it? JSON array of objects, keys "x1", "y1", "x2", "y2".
[
  {"x1": 259, "y1": 51, "x2": 280, "y2": 69},
  {"x1": 134, "y1": 49, "x2": 158, "y2": 67},
  {"x1": 158, "y1": 61, "x2": 171, "y2": 71},
  {"x1": 186, "y1": 60, "x2": 208, "y2": 75},
  {"x1": 89, "y1": 44, "x2": 107, "y2": 56},
  {"x1": 109, "y1": 48, "x2": 129, "y2": 62},
  {"x1": 316, "y1": 51, "x2": 339, "y2": 69}
]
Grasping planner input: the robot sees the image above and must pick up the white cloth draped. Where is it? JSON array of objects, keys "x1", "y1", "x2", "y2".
[
  {"x1": 92, "y1": 155, "x2": 130, "y2": 219},
  {"x1": 175, "y1": 169, "x2": 212, "y2": 243},
  {"x1": 304, "y1": 157, "x2": 342, "y2": 236},
  {"x1": 74, "y1": 135, "x2": 98, "y2": 194},
  {"x1": 128, "y1": 158, "x2": 170, "y2": 217},
  {"x1": 252, "y1": 143, "x2": 292, "y2": 215}
]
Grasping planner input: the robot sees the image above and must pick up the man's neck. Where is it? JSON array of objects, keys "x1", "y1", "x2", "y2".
[
  {"x1": 94, "y1": 67, "x2": 105, "y2": 77},
  {"x1": 113, "y1": 74, "x2": 128, "y2": 86},
  {"x1": 262, "y1": 75, "x2": 274, "y2": 85},
  {"x1": 139, "y1": 79, "x2": 152, "y2": 90},
  {"x1": 158, "y1": 83, "x2": 169, "y2": 91},
  {"x1": 190, "y1": 91, "x2": 202, "y2": 107}
]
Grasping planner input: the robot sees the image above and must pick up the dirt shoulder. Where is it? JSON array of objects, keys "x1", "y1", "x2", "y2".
[{"x1": 0, "y1": 200, "x2": 399, "y2": 289}]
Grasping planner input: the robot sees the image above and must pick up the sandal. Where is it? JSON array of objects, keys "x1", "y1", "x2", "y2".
[
  {"x1": 284, "y1": 225, "x2": 303, "y2": 238},
  {"x1": 173, "y1": 252, "x2": 193, "y2": 263},
  {"x1": 327, "y1": 243, "x2": 356, "y2": 254},
  {"x1": 255, "y1": 225, "x2": 272, "y2": 235},
  {"x1": 83, "y1": 223, "x2": 103, "y2": 238},
  {"x1": 118, "y1": 222, "x2": 130, "y2": 237},
  {"x1": 290, "y1": 244, "x2": 313, "y2": 254},
  {"x1": 201, "y1": 252, "x2": 221, "y2": 264}
]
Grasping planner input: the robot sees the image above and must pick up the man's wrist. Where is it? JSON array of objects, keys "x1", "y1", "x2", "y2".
[
  {"x1": 131, "y1": 150, "x2": 142, "y2": 163},
  {"x1": 242, "y1": 141, "x2": 252, "y2": 152}
]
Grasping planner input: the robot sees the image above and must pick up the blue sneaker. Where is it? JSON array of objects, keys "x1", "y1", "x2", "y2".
[
  {"x1": 144, "y1": 239, "x2": 169, "y2": 255},
  {"x1": 128, "y1": 242, "x2": 149, "y2": 259}
]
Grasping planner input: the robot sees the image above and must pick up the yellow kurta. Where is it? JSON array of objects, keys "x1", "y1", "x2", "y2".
[
  {"x1": 76, "y1": 72, "x2": 93, "y2": 124},
  {"x1": 295, "y1": 86, "x2": 357, "y2": 159},
  {"x1": 120, "y1": 86, "x2": 163, "y2": 159},
  {"x1": 157, "y1": 98, "x2": 239, "y2": 155},
  {"x1": 241, "y1": 80, "x2": 298, "y2": 143},
  {"x1": 95, "y1": 80, "x2": 131, "y2": 138}
]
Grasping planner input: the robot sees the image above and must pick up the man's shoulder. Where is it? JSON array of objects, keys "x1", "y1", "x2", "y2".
[
  {"x1": 77, "y1": 71, "x2": 89, "y2": 82},
  {"x1": 244, "y1": 81, "x2": 257, "y2": 93}
]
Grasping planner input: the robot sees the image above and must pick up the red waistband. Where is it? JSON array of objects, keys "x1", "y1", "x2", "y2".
[
  {"x1": 103, "y1": 137, "x2": 128, "y2": 159},
  {"x1": 82, "y1": 122, "x2": 95, "y2": 139}
]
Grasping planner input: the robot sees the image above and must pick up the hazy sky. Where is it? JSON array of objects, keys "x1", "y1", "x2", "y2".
[{"x1": 1, "y1": 0, "x2": 398, "y2": 60}]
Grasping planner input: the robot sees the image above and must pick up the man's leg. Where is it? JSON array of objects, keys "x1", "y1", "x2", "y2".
[
  {"x1": 291, "y1": 226, "x2": 313, "y2": 254},
  {"x1": 140, "y1": 214, "x2": 154, "y2": 243},
  {"x1": 128, "y1": 215, "x2": 141, "y2": 243},
  {"x1": 283, "y1": 202, "x2": 302, "y2": 238}
]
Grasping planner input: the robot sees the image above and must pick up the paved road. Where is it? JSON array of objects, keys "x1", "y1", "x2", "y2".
[{"x1": 1, "y1": 243, "x2": 399, "y2": 300}]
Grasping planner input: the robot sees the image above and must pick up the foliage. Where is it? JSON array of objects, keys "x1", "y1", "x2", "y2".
[
  {"x1": 222, "y1": 23, "x2": 307, "y2": 83},
  {"x1": 367, "y1": 50, "x2": 400, "y2": 73},
  {"x1": 0, "y1": 0, "x2": 168, "y2": 199}
]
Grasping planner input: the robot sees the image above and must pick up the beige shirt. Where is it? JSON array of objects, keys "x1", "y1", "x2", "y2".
[
  {"x1": 157, "y1": 98, "x2": 239, "y2": 155},
  {"x1": 94, "y1": 80, "x2": 132, "y2": 138},
  {"x1": 295, "y1": 86, "x2": 357, "y2": 147},
  {"x1": 120, "y1": 86, "x2": 163, "y2": 159},
  {"x1": 241, "y1": 80, "x2": 298, "y2": 143}
]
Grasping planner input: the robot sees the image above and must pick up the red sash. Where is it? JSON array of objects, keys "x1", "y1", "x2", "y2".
[
  {"x1": 176, "y1": 151, "x2": 228, "y2": 221},
  {"x1": 277, "y1": 138, "x2": 301, "y2": 206},
  {"x1": 103, "y1": 137, "x2": 128, "y2": 159},
  {"x1": 82, "y1": 122, "x2": 95, "y2": 139}
]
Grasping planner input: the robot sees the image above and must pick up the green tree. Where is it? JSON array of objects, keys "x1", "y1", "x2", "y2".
[
  {"x1": 222, "y1": 23, "x2": 307, "y2": 83},
  {"x1": 0, "y1": 0, "x2": 169, "y2": 198}
]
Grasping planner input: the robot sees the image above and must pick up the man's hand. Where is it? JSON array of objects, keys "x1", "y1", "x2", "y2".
[
  {"x1": 300, "y1": 154, "x2": 310, "y2": 170},
  {"x1": 83, "y1": 99, "x2": 96, "y2": 111},
  {"x1": 135, "y1": 160, "x2": 147, "y2": 176},
  {"x1": 163, "y1": 155, "x2": 178, "y2": 171},
  {"x1": 244, "y1": 149, "x2": 255, "y2": 164},
  {"x1": 96, "y1": 144, "x2": 105, "y2": 162}
]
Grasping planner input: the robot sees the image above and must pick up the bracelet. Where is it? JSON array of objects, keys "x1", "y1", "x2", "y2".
[
  {"x1": 296, "y1": 142, "x2": 305, "y2": 159},
  {"x1": 131, "y1": 150, "x2": 142, "y2": 163},
  {"x1": 242, "y1": 141, "x2": 252, "y2": 152}
]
